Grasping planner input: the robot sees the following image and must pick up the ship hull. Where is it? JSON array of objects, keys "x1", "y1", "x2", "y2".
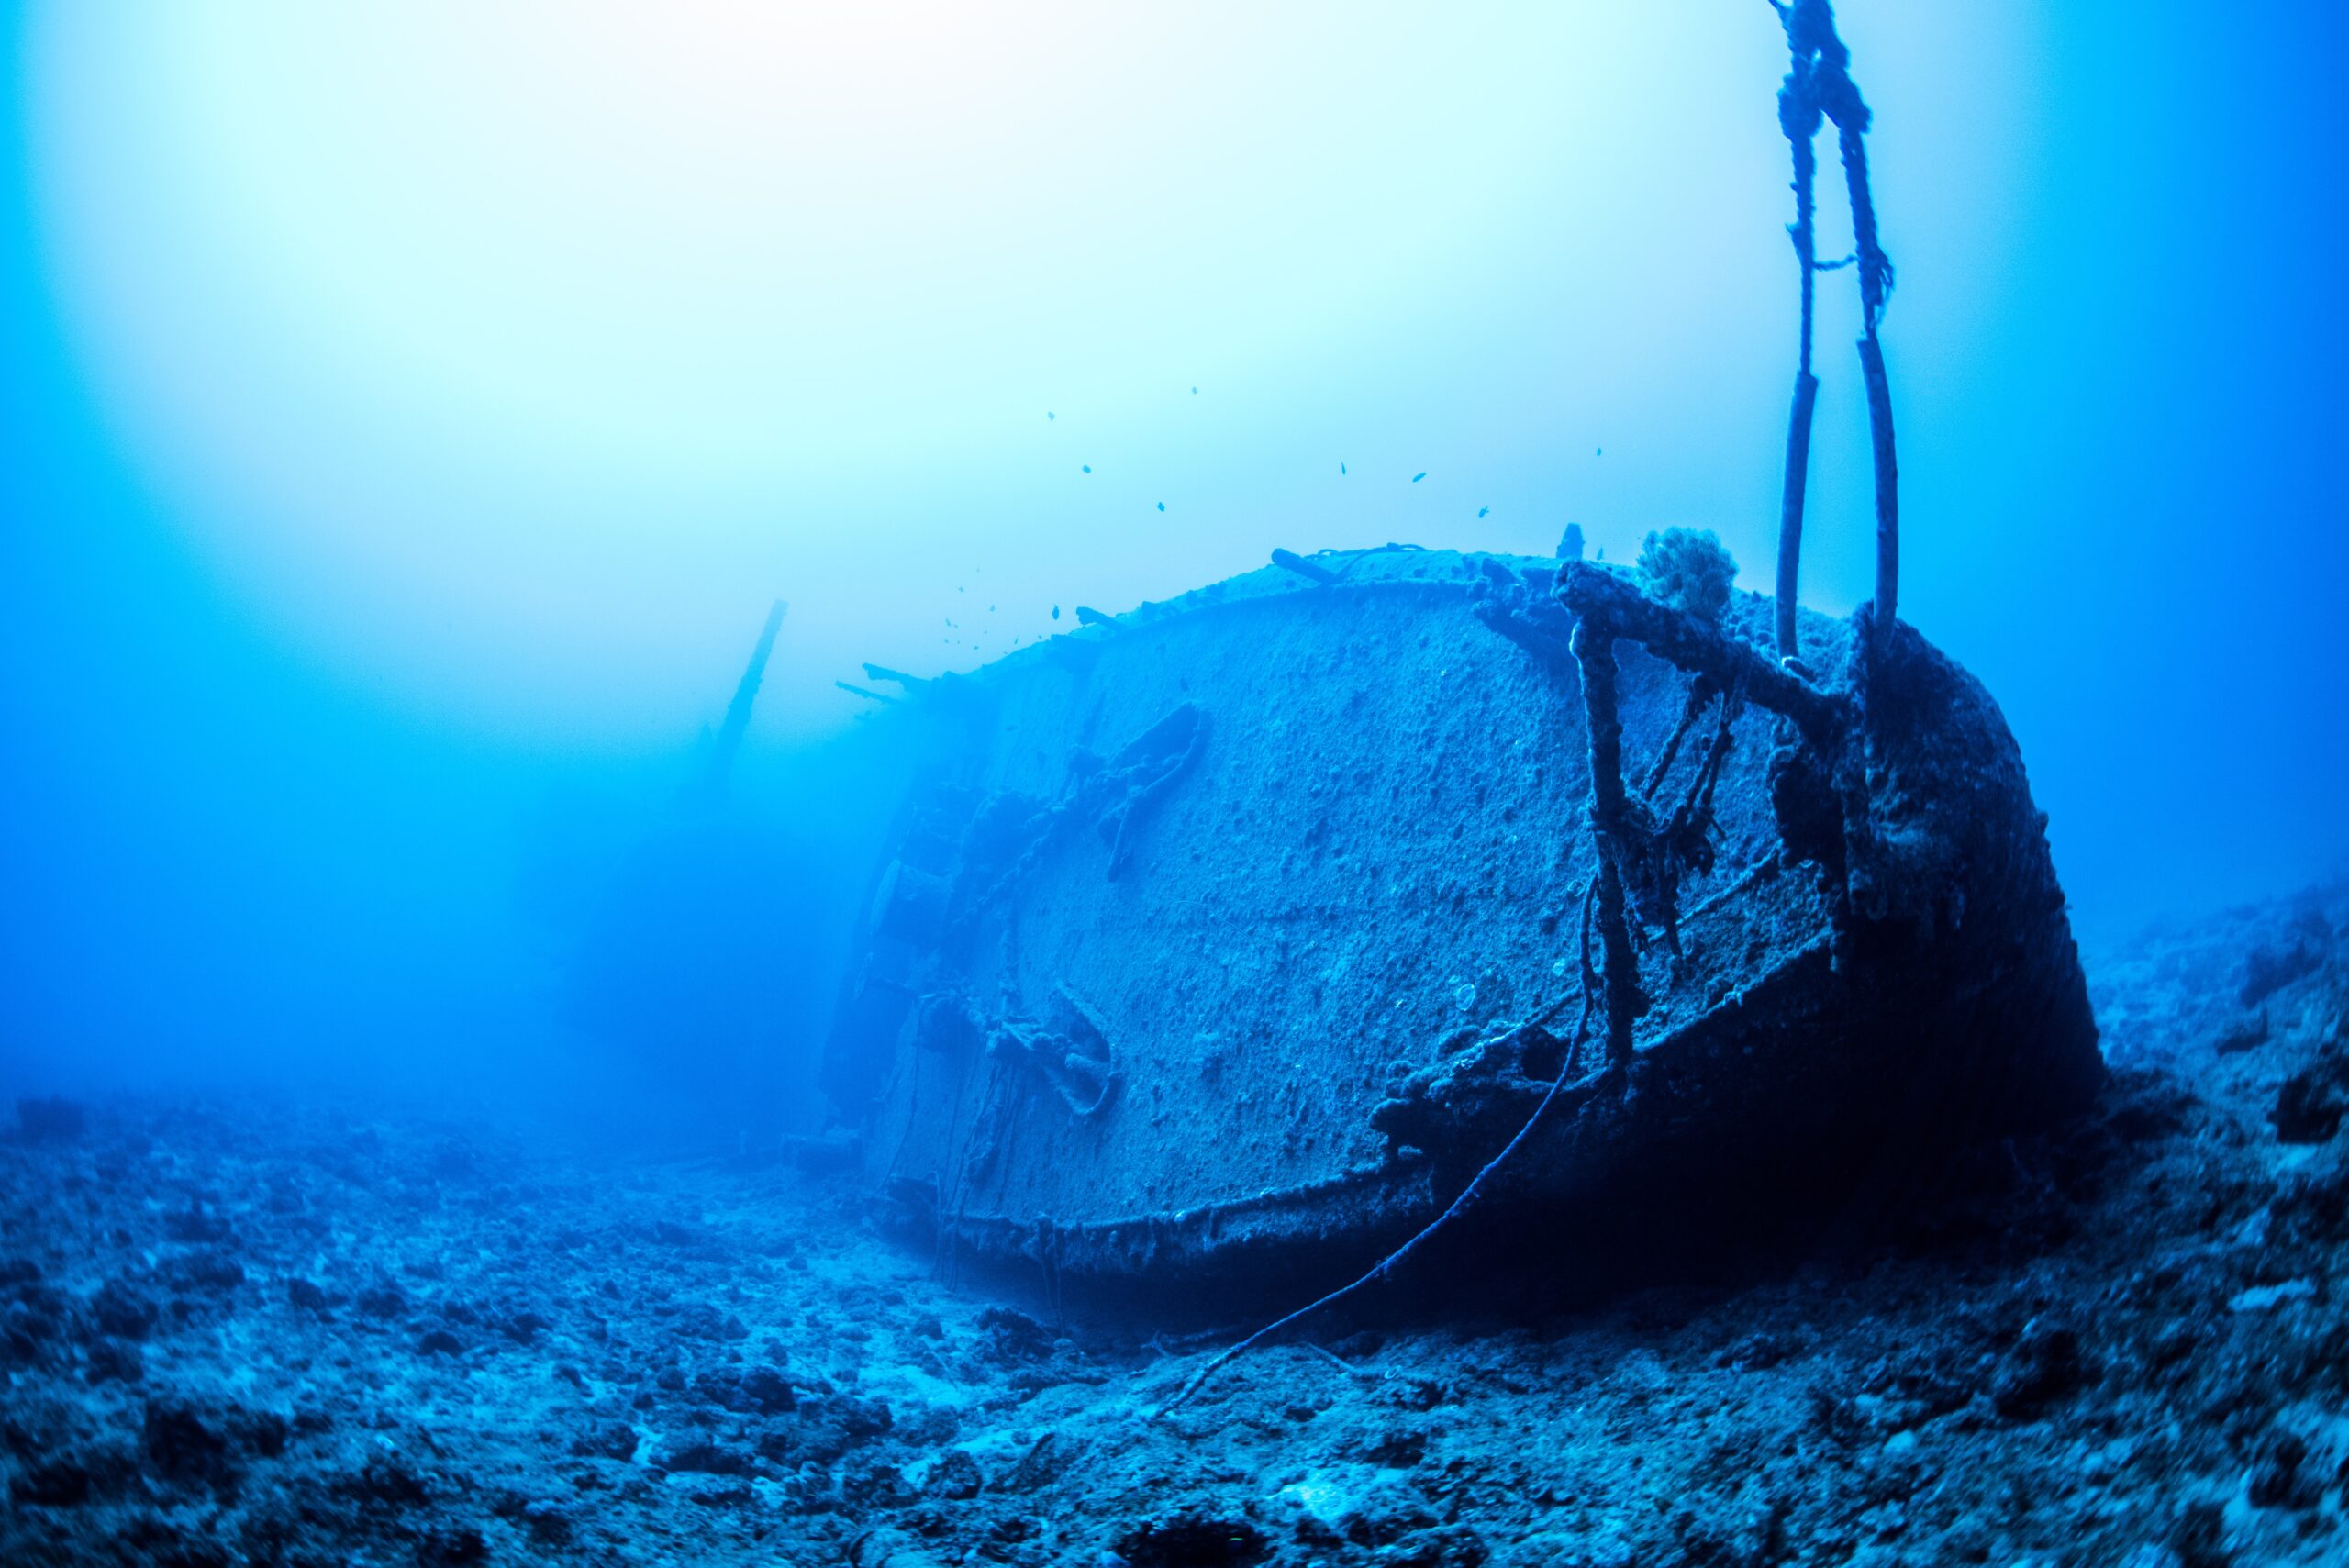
[{"x1": 818, "y1": 549, "x2": 2101, "y2": 1286}]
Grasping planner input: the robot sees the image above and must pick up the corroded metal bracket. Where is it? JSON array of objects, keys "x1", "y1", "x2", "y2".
[
  {"x1": 987, "y1": 983, "x2": 1123, "y2": 1118},
  {"x1": 1078, "y1": 701, "x2": 1206, "y2": 881}
]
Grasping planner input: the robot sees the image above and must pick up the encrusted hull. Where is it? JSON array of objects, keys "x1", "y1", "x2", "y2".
[{"x1": 818, "y1": 548, "x2": 2101, "y2": 1285}]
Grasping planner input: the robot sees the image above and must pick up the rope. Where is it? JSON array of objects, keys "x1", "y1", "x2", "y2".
[
  {"x1": 1570, "y1": 617, "x2": 1647, "y2": 1067},
  {"x1": 1155, "y1": 988, "x2": 1596, "y2": 1418},
  {"x1": 1770, "y1": 0, "x2": 1900, "y2": 648}
]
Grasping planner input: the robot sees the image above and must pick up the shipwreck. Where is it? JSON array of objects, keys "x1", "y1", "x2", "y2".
[{"x1": 811, "y1": 1, "x2": 2103, "y2": 1299}]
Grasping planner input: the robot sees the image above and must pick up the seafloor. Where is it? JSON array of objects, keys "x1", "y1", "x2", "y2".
[{"x1": 4, "y1": 886, "x2": 2344, "y2": 1568}]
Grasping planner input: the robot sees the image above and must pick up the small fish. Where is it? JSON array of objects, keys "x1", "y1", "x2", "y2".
[
  {"x1": 1596, "y1": 446, "x2": 1602, "y2": 456},
  {"x1": 1082, "y1": 464, "x2": 1092, "y2": 473},
  {"x1": 1411, "y1": 472, "x2": 1427, "y2": 483},
  {"x1": 1156, "y1": 501, "x2": 1166, "y2": 512},
  {"x1": 1189, "y1": 385, "x2": 1198, "y2": 395},
  {"x1": 1340, "y1": 462, "x2": 1347, "y2": 475},
  {"x1": 1048, "y1": 411, "x2": 1055, "y2": 421},
  {"x1": 1477, "y1": 506, "x2": 1489, "y2": 517},
  {"x1": 1052, "y1": 605, "x2": 1062, "y2": 620}
]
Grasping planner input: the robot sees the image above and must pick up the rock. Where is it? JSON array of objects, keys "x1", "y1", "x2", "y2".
[
  {"x1": 0, "y1": 1300, "x2": 59, "y2": 1371},
  {"x1": 90, "y1": 1280, "x2": 159, "y2": 1340},
  {"x1": 162, "y1": 1206, "x2": 235, "y2": 1244},
  {"x1": 417, "y1": 1525, "x2": 490, "y2": 1565},
  {"x1": 848, "y1": 1527, "x2": 954, "y2": 1568},
  {"x1": 923, "y1": 1448, "x2": 983, "y2": 1500},
  {"x1": 976, "y1": 1306, "x2": 1055, "y2": 1363},
  {"x1": 695, "y1": 1363, "x2": 797, "y2": 1415},
  {"x1": 1112, "y1": 1511, "x2": 1273, "y2": 1568},
  {"x1": 355, "y1": 1283, "x2": 408, "y2": 1318},
  {"x1": 1991, "y1": 1320, "x2": 2087, "y2": 1418},
  {"x1": 142, "y1": 1401, "x2": 236, "y2": 1488},
  {"x1": 2227, "y1": 1280, "x2": 2317, "y2": 1314},
  {"x1": 738, "y1": 1365, "x2": 797, "y2": 1413},
  {"x1": 417, "y1": 1328, "x2": 466, "y2": 1356},
  {"x1": 10, "y1": 1455, "x2": 95, "y2": 1507},
  {"x1": 2269, "y1": 1049, "x2": 2348, "y2": 1143},
  {"x1": 571, "y1": 1420, "x2": 640, "y2": 1462},
  {"x1": 997, "y1": 1430, "x2": 1082, "y2": 1493},
  {"x1": 285, "y1": 1278, "x2": 333, "y2": 1314},
  {"x1": 1363, "y1": 1428, "x2": 1430, "y2": 1469},
  {"x1": 841, "y1": 1457, "x2": 917, "y2": 1508},
  {"x1": 2213, "y1": 1012, "x2": 2270, "y2": 1055},
  {"x1": 679, "y1": 1474, "x2": 753, "y2": 1507},
  {"x1": 656, "y1": 1440, "x2": 758, "y2": 1477},
  {"x1": 519, "y1": 1498, "x2": 577, "y2": 1545},
  {"x1": 670, "y1": 1302, "x2": 750, "y2": 1340},
  {"x1": 0, "y1": 1316, "x2": 43, "y2": 1366},
  {"x1": 2170, "y1": 1500, "x2": 2230, "y2": 1568},
  {"x1": 795, "y1": 1395, "x2": 894, "y2": 1464},
  {"x1": 84, "y1": 1339, "x2": 142, "y2": 1384},
  {"x1": 155, "y1": 1250, "x2": 245, "y2": 1295},
  {"x1": 15, "y1": 1096, "x2": 86, "y2": 1142},
  {"x1": 2240, "y1": 942, "x2": 2320, "y2": 1007},
  {"x1": 2247, "y1": 1430, "x2": 2321, "y2": 1509},
  {"x1": 493, "y1": 1307, "x2": 552, "y2": 1344},
  {"x1": 2114, "y1": 1548, "x2": 2185, "y2": 1568},
  {"x1": 1386, "y1": 1525, "x2": 1492, "y2": 1568},
  {"x1": 338, "y1": 1456, "x2": 429, "y2": 1509}
]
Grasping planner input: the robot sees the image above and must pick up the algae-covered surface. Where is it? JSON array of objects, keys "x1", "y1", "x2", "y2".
[{"x1": 3, "y1": 884, "x2": 2345, "y2": 1566}]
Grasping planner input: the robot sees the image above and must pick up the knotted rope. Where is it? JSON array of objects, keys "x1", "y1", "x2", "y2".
[{"x1": 1771, "y1": 0, "x2": 1899, "y2": 656}]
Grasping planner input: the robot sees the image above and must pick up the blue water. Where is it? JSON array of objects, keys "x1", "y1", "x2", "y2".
[{"x1": 2, "y1": 0, "x2": 2345, "y2": 1119}]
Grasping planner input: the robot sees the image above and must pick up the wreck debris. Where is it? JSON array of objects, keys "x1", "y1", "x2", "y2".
[
  {"x1": 1568, "y1": 618, "x2": 1647, "y2": 1068},
  {"x1": 1559, "y1": 564, "x2": 1844, "y2": 744},
  {"x1": 695, "y1": 599, "x2": 786, "y2": 803},
  {"x1": 1271, "y1": 547, "x2": 1340, "y2": 584}
]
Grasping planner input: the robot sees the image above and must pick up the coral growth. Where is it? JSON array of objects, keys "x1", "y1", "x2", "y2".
[{"x1": 1634, "y1": 528, "x2": 1739, "y2": 622}]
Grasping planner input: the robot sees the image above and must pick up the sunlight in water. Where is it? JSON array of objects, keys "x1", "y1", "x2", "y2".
[{"x1": 25, "y1": 2, "x2": 2024, "y2": 736}]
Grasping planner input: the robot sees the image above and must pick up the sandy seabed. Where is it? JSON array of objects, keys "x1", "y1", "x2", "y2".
[{"x1": 3, "y1": 886, "x2": 2346, "y2": 1568}]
